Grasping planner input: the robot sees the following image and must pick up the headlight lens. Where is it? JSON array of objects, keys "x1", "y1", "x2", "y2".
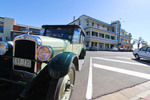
[
  {"x1": 37, "y1": 46, "x2": 53, "y2": 61},
  {"x1": 0, "y1": 42, "x2": 8, "y2": 55}
]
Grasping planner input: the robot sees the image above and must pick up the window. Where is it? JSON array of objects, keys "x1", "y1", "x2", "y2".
[
  {"x1": 72, "y1": 28, "x2": 80, "y2": 43},
  {"x1": 91, "y1": 42, "x2": 97, "y2": 46},
  {"x1": 106, "y1": 35, "x2": 110, "y2": 39},
  {"x1": 87, "y1": 20, "x2": 89, "y2": 26},
  {"x1": 86, "y1": 32, "x2": 90, "y2": 36},
  {"x1": 0, "y1": 25, "x2": 4, "y2": 33},
  {"x1": 121, "y1": 38, "x2": 124, "y2": 42},
  {"x1": 92, "y1": 32, "x2": 98, "y2": 37},
  {"x1": 97, "y1": 24, "x2": 99, "y2": 28},
  {"x1": 147, "y1": 48, "x2": 150, "y2": 52},
  {"x1": 29, "y1": 28, "x2": 40, "y2": 33},
  {"x1": 45, "y1": 28, "x2": 74, "y2": 40},
  {"x1": 140, "y1": 47, "x2": 147, "y2": 51},
  {"x1": 111, "y1": 36, "x2": 115, "y2": 40},
  {"x1": 99, "y1": 33, "x2": 104, "y2": 38},
  {"x1": 79, "y1": 20, "x2": 81, "y2": 25},
  {"x1": 80, "y1": 32, "x2": 85, "y2": 43},
  {"x1": 0, "y1": 37, "x2": 3, "y2": 41},
  {"x1": 112, "y1": 27, "x2": 114, "y2": 32},
  {"x1": 19, "y1": 27, "x2": 26, "y2": 31},
  {"x1": 92, "y1": 22, "x2": 94, "y2": 26}
]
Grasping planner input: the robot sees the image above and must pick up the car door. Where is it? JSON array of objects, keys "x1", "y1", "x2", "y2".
[
  {"x1": 143, "y1": 47, "x2": 150, "y2": 60},
  {"x1": 138, "y1": 47, "x2": 148, "y2": 58}
]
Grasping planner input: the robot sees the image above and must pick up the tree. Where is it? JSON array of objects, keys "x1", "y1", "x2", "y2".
[
  {"x1": 133, "y1": 37, "x2": 147, "y2": 49},
  {"x1": 142, "y1": 41, "x2": 148, "y2": 47},
  {"x1": 128, "y1": 33, "x2": 132, "y2": 37}
]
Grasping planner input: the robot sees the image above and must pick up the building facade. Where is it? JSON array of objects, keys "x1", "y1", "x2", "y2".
[
  {"x1": 0, "y1": 17, "x2": 41, "y2": 41},
  {"x1": 11, "y1": 24, "x2": 40, "y2": 40},
  {"x1": 69, "y1": 15, "x2": 132, "y2": 50},
  {"x1": 0, "y1": 17, "x2": 15, "y2": 41}
]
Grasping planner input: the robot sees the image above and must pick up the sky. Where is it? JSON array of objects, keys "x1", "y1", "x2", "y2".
[{"x1": 1, "y1": 0, "x2": 150, "y2": 47}]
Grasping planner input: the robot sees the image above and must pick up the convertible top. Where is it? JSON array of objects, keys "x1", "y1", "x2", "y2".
[{"x1": 42, "y1": 25, "x2": 86, "y2": 36}]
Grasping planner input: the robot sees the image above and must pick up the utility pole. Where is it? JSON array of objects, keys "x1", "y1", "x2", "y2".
[{"x1": 118, "y1": 21, "x2": 121, "y2": 49}]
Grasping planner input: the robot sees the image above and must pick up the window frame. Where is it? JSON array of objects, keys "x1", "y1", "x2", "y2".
[{"x1": 140, "y1": 47, "x2": 147, "y2": 51}]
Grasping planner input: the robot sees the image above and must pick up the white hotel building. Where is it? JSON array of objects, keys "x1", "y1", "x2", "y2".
[{"x1": 69, "y1": 15, "x2": 132, "y2": 50}]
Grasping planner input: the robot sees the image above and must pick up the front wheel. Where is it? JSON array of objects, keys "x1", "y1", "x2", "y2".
[
  {"x1": 46, "y1": 63, "x2": 76, "y2": 100},
  {"x1": 135, "y1": 54, "x2": 140, "y2": 60}
]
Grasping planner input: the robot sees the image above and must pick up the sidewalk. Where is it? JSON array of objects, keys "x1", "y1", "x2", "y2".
[{"x1": 95, "y1": 81, "x2": 150, "y2": 100}]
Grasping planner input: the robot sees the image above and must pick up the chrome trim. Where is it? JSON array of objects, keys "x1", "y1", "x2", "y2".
[
  {"x1": 37, "y1": 45, "x2": 52, "y2": 61},
  {"x1": 0, "y1": 42, "x2": 9, "y2": 55},
  {"x1": 13, "y1": 34, "x2": 42, "y2": 73}
]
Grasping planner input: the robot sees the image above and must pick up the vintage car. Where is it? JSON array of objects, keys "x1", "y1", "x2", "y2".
[{"x1": 0, "y1": 25, "x2": 86, "y2": 100}]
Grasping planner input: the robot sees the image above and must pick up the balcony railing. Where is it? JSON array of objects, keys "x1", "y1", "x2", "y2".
[{"x1": 86, "y1": 36, "x2": 117, "y2": 43}]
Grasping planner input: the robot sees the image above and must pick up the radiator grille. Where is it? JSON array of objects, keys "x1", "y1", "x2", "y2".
[{"x1": 14, "y1": 40, "x2": 36, "y2": 73}]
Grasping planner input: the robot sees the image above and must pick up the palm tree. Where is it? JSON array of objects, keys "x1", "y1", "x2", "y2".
[
  {"x1": 133, "y1": 37, "x2": 146, "y2": 49},
  {"x1": 142, "y1": 41, "x2": 148, "y2": 47}
]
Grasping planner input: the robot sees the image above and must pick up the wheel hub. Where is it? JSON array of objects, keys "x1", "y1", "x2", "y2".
[{"x1": 65, "y1": 81, "x2": 73, "y2": 92}]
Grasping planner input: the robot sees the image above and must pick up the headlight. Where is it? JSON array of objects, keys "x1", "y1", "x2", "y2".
[
  {"x1": 37, "y1": 46, "x2": 53, "y2": 61},
  {"x1": 0, "y1": 42, "x2": 9, "y2": 55}
]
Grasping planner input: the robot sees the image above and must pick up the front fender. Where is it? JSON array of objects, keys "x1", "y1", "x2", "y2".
[{"x1": 48, "y1": 52, "x2": 78, "y2": 79}]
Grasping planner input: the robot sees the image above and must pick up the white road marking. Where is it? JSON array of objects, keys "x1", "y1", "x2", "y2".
[
  {"x1": 93, "y1": 57, "x2": 150, "y2": 67},
  {"x1": 79, "y1": 59, "x2": 84, "y2": 71},
  {"x1": 93, "y1": 63, "x2": 150, "y2": 79},
  {"x1": 86, "y1": 57, "x2": 93, "y2": 100},
  {"x1": 115, "y1": 56, "x2": 132, "y2": 60}
]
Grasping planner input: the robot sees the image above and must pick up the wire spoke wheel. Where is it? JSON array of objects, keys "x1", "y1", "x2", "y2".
[
  {"x1": 59, "y1": 68, "x2": 74, "y2": 100},
  {"x1": 46, "y1": 63, "x2": 75, "y2": 100}
]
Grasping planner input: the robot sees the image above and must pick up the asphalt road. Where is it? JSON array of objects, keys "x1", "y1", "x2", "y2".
[{"x1": 71, "y1": 51, "x2": 150, "y2": 100}]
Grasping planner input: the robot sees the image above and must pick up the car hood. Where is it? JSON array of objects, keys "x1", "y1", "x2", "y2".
[{"x1": 37, "y1": 35, "x2": 70, "y2": 48}]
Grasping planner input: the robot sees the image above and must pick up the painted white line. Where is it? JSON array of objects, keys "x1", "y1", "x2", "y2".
[
  {"x1": 115, "y1": 56, "x2": 132, "y2": 60},
  {"x1": 86, "y1": 57, "x2": 93, "y2": 100},
  {"x1": 79, "y1": 59, "x2": 84, "y2": 71},
  {"x1": 93, "y1": 63, "x2": 150, "y2": 79},
  {"x1": 93, "y1": 57, "x2": 150, "y2": 67}
]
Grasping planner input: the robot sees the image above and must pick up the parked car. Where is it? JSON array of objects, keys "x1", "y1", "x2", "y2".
[
  {"x1": 111, "y1": 47, "x2": 118, "y2": 51},
  {"x1": 0, "y1": 25, "x2": 86, "y2": 100},
  {"x1": 133, "y1": 46, "x2": 150, "y2": 60},
  {"x1": 119, "y1": 48, "x2": 124, "y2": 51},
  {"x1": 89, "y1": 46, "x2": 97, "y2": 51}
]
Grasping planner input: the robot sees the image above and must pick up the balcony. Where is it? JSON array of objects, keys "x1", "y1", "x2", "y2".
[
  {"x1": 121, "y1": 41, "x2": 131, "y2": 45},
  {"x1": 86, "y1": 36, "x2": 117, "y2": 43},
  {"x1": 85, "y1": 26, "x2": 116, "y2": 35}
]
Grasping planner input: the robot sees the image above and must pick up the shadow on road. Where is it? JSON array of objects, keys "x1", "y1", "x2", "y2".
[{"x1": 132, "y1": 58, "x2": 150, "y2": 66}]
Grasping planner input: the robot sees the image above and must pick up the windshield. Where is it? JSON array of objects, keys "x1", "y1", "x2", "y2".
[{"x1": 44, "y1": 28, "x2": 74, "y2": 40}]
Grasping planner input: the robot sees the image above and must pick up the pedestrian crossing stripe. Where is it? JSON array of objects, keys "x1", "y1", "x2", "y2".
[
  {"x1": 93, "y1": 63, "x2": 150, "y2": 79},
  {"x1": 93, "y1": 57, "x2": 150, "y2": 67}
]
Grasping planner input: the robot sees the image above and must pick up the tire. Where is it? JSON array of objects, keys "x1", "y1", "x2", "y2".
[
  {"x1": 46, "y1": 63, "x2": 76, "y2": 100},
  {"x1": 135, "y1": 54, "x2": 140, "y2": 60}
]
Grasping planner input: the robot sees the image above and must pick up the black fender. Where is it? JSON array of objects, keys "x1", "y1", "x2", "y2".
[
  {"x1": 0, "y1": 42, "x2": 13, "y2": 77},
  {"x1": 48, "y1": 52, "x2": 79, "y2": 79}
]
